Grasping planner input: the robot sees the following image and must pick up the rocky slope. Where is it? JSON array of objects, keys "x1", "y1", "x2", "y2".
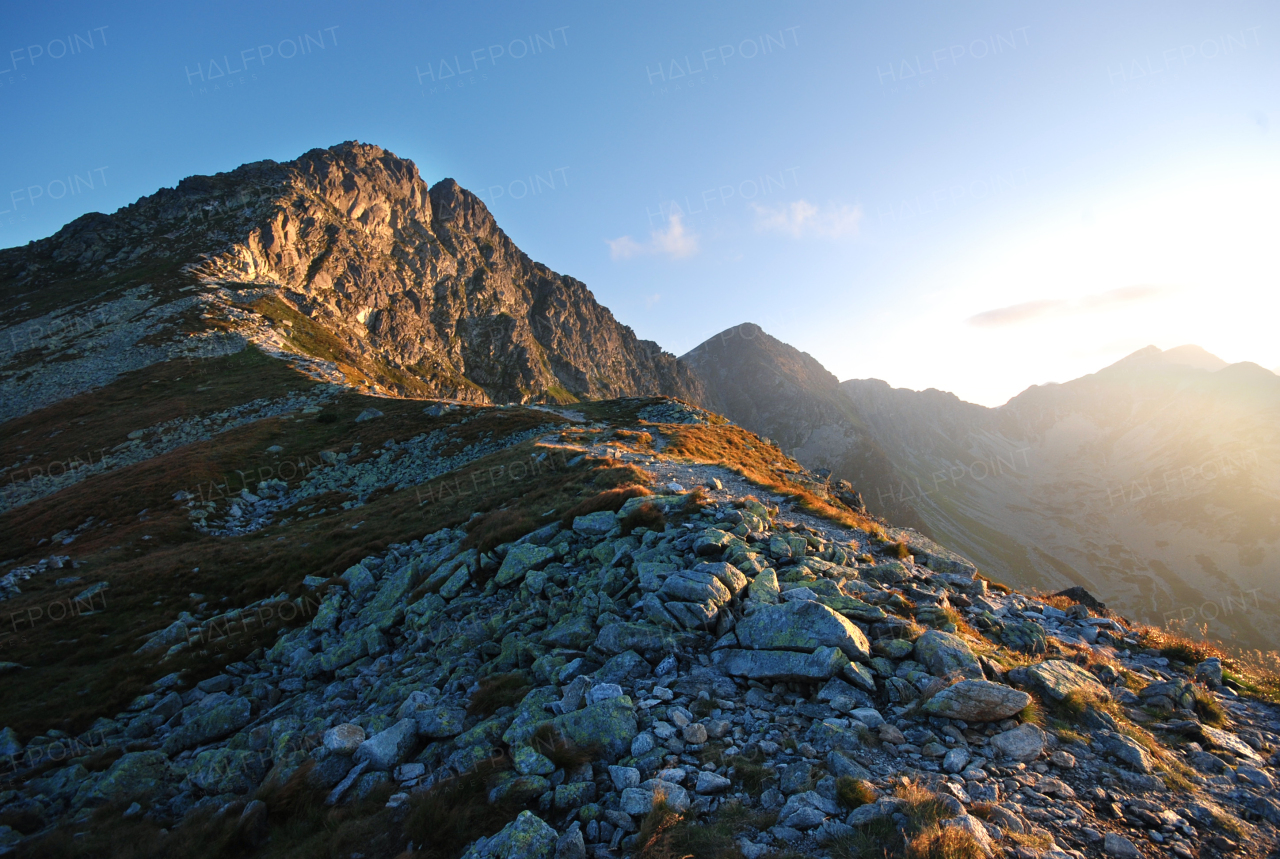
[
  {"x1": 0, "y1": 142, "x2": 702, "y2": 422},
  {"x1": 0, "y1": 404, "x2": 1277, "y2": 859},
  {"x1": 1, "y1": 144, "x2": 1277, "y2": 859}
]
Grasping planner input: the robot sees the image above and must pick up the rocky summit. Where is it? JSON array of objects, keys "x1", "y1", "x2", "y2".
[
  {"x1": 0, "y1": 141, "x2": 701, "y2": 423},
  {"x1": 0, "y1": 143, "x2": 1278, "y2": 859}
]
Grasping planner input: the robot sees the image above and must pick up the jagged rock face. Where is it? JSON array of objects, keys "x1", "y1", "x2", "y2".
[
  {"x1": 0, "y1": 141, "x2": 704, "y2": 408},
  {"x1": 679, "y1": 323, "x2": 925, "y2": 530}
]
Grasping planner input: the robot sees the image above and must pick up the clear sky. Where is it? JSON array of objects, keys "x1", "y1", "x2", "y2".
[{"x1": 3, "y1": 0, "x2": 1278, "y2": 406}]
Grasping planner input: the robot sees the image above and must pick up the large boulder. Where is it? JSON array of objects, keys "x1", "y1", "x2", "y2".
[
  {"x1": 990, "y1": 723, "x2": 1046, "y2": 761},
  {"x1": 545, "y1": 697, "x2": 638, "y2": 761},
  {"x1": 161, "y1": 697, "x2": 253, "y2": 755},
  {"x1": 398, "y1": 694, "x2": 466, "y2": 739},
  {"x1": 84, "y1": 751, "x2": 172, "y2": 804},
  {"x1": 693, "y1": 529, "x2": 734, "y2": 556},
  {"x1": 460, "y1": 810, "x2": 557, "y2": 859},
  {"x1": 922, "y1": 680, "x2": 1031, "y2": 722},
  {"x1": 735, "y1": 601, "x2": 870, "y2": 662},
  {"x1": 1093, "y1": 731, "x2": 1154, "y2": 773},
  {"x1": 714, "y1": 647, "x2": 849, "y2": 682},
  {"x1": 1024, "y1": 660, "x2": 1108, "y2": 702},
  {"x1": 747, "y1": 568, "x2": 780, "y2": 605},
  {"x1": 572, "y1": 511, "x2": 618, "y2": 536},
  {"x1": 1001, "y1": 620, "x2": 1048, "y2": 655},
  {"x1": 354, "y1": 718, "x2": 419, "y2": 771},
  {"x1": 913, "y1": 630, "x2": 983, "y2": 680},
  {"x1": 496, "y1": 544, "x2": 555, "y2": 587},
  {"x1": 360, "y1": 562, "x2": 418, "y2": 629},
  {"x1": 694, "y1": 561, "x2": 749, "y2": 597},
  {"x1": 188, "y1": 748, "x2": 269, "y2": 794},
  {"x1": 658, "y1": 570, "x2": 731, "y2": 606},
  {"x1": 542, "y1": 614, "x2": 597, "y2": 649},
  {"x1": 595, "y1": 622, "x2": 691, "y2": 658}
]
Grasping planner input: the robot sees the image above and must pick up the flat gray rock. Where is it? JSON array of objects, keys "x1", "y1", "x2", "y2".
[
  {"x1": 735, "y1": 601, "x2": 870, "y2": 661},
  {"x1": 922, "y1": 679, "x2": 1031, "y2": 721}
]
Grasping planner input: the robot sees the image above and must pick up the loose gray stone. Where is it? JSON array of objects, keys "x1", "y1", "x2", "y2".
[
  {"x1": 354, "y1": 718, "x2": 418, "y2": 771},
  {"x1": 735, "y1": 601, "x2": 870, "y2": 661},
  {"x1": 990, "y1": 723, "x2": 1046, "y2": 762},
  {"x1": 922, "y1": 679, "x2": 1031, "y2": 722}
]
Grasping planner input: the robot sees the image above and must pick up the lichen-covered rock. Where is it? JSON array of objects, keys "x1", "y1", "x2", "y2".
[
  {"x1": 188, "y1": 748, "x2": 269, "y2": 794},
  {"x1": 714, "y1": 646, "x2": 849, "y2": 681},
  {"x1": 913, "y1": 630, "x2": 983, "y2": 680},
  {"x1": 735, "y1": 601, "x2": 870, "y2": 661},
  {"x1": 542, "y1": 614, "x2": 596, "y2": 649},
  {"x1": 572, "y1": 511, "x2": 617, "y2": 536},
  {"x1": 658, "y1": 569, "x2": 731, "y2": 605},
  {"x1": 488, "y1": 773, "x2": 551, "y2": 804},
  {"x1": 1002, "y1": 620, "x2": 1048, "y2": 655},
  {"x1": 922, "y1": 680, "x2": 1031, "y2": 722},
  {"x1": 83, "y1": 751, "x2": 172, "y2": 804},
  {"x1": 544, "y1": 697, "x2": 637, "y2": 761},
  {"x1": 341, "y1": 564, "x2": 376, "y2": 598},
  {"x1": 496, "y1": 543, "x2": 555, "y2": 586},
  {"x1": 460, "y1": 810, "x2": 557, "y2": 859},
  {"x1": 695, "y1": 561, "x2": 749, "y2": 597},
  {"x1": 1024, "y1": 660, "x2": 1108, "y2": 702},
  {"x1": 161, "y1": 697, "x2": 253, "y2": 755},
  {"x1": 693, "y1": 528, "x2": 733, "y2": 556},
  {"x1": 595, "y1": 622, "x2": 688, "y2": 658},
  {"x1": 320, "y1": 625, "x2": 386, "y2": 672},
  {"x1": 747, "y1": 567, "x2": 780, "y2": 605},
  {"x1": 864, "y1": 561, "x2": 909, "y2": 584}
]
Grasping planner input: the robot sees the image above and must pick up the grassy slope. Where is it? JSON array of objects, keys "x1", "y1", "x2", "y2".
[{"x1": 0, "y1": 350, "x2": 655, "y2": 737}]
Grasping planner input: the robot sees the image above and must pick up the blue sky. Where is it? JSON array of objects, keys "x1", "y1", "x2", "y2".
[{"x1": 3, "y1": 0, "x2": 1278, "y2": 405}]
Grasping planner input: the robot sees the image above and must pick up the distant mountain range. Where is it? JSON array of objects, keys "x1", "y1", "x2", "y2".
[
  {"x1": 689, "y1": 329, "x2": 1280, "y2": 651},
  {"x1": 3, "y1": 141, "x2": 1275, "y2": 651}
]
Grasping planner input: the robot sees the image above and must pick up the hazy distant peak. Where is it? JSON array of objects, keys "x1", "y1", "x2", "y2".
[
  {"x1": 1160, "y1": 344, "x2": 1229, "y2": 371},
  {"x1": 1106, "y1": 344, "x2": 1229, "y2": 373}
]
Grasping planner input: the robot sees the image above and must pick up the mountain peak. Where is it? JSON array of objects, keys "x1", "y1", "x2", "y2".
[
  {"x1": 1160, "y1": 344, "x2": 1229, "y2": 371},
  {"x1": 0, "y1": 141, "x2": 704, "y2": 419},
  {"x1": 1105, "y1": 344, "x2": 1228, "y2": 374}
]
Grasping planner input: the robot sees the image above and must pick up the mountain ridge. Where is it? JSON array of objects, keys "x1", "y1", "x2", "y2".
[
  {"x1": 0, "y1": 141, "x2": 704, "y2": 422},
  {"x1": 1, "y1": 144, "x2": 1279, "y2": 859},
  {"x1": 684, "y1": 332, "x2": 1280, "y2": 650}
]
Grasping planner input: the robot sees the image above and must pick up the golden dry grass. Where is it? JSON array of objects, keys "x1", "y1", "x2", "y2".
[{"x1": 658, "y1": 423, "x2": 883, "y2": 540}]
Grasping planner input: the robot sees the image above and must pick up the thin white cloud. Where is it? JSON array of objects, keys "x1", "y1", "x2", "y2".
[
  {"x1": 607, "y1": 213, "x2": 699, "y2": 260},
  {"x1": 752, "y1": 200, "x2": 863, "y2": 239},
  {"x1": 968, "y1": 285, "x2": 1172, "y2": 329}
]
